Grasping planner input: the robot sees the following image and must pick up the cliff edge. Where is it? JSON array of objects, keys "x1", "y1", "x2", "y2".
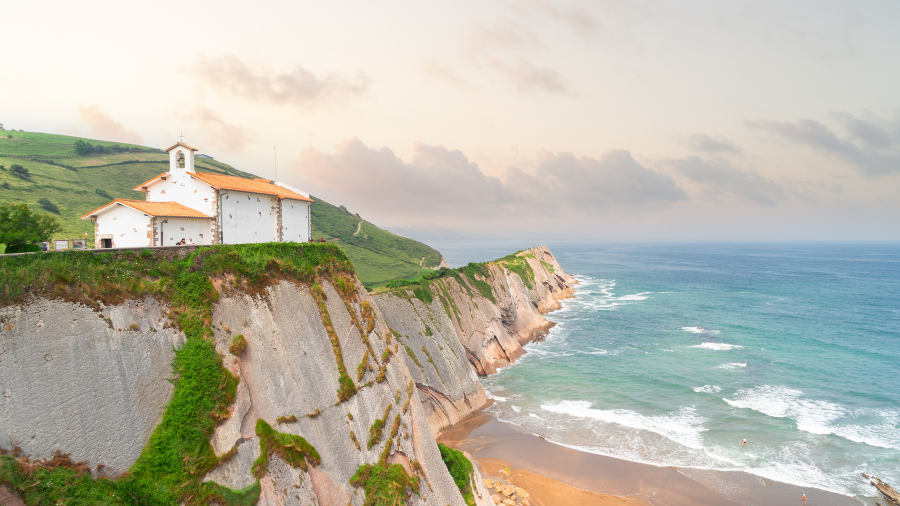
[{"x1": 373, "y1": 246, "x2": 576, "y2": 432}]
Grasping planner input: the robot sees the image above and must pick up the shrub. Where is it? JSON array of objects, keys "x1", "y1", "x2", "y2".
[
  {"x1": 9, "y1": 164, "x2": 30, "y2": 181},
  {"x1": 37, "y1": 198, "x2": 60, "y2": 214},
  {"x1": 95, "y1": 188, "x2": 112, "y2": 200},
  {"x1": 0, "y1": 183, "x2": 8, "y2": 190}
]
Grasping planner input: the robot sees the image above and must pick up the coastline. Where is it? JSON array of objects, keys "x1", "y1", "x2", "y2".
[{"x1": 438, "y1": 411, "x2": 868, "y2": 506}]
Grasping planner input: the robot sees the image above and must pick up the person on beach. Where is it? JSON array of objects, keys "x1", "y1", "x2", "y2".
[
  {"x1": 741, "y1": 438, "x2": 746, "y2": 448},
  {"x1": 802, "y1": 493, "x2": 806, "y2": 504}
]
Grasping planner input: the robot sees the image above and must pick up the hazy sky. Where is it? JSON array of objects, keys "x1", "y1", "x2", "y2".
[{"x1": 3, "y1": 0, "x2": 899, "y2": 240}]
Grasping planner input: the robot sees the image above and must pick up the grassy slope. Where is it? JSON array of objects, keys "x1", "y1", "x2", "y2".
[
  {"x1": 311, "y1": 197, "x2": 443, "y2": 287},
  {"x1": 0, "y1": 130, "x2": 442, "y2": 287}
]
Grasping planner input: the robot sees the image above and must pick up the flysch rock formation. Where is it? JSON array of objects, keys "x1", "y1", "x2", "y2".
[
  {"x1": 0, "y1": 297, "x2": 184, "y2": 476},
  {"x1": 374, "y1": 246, "x2": 576, "y2": 432},
  {"x1": 0, "y1": 244, "x2": 573, "y2": 505},
  {"x1": 201, "y1": 278, "x2": 475, "y2": 505}
]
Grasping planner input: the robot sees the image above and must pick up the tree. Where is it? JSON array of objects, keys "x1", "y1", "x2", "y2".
[
  {"x1": 0, "y1": 203, "x2": 61, "y2": 253},
  {"x1": 9, "y1": 164, "x2": 31, "y2": 180}
]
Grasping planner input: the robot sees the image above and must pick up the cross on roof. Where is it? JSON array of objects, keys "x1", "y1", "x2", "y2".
[{"x1": 178, "y1": 132, "x2": 185, "y2": 142}]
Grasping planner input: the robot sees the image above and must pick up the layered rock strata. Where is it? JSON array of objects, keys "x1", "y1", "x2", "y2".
[
  {"x1": 0, "y1": 244, "x2": 572, "y2": 505},
  {"x1": 374, "y1": 246, "x2": 575, "y2": 432}
]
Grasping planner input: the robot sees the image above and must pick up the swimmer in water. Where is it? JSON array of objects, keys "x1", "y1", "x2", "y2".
[{"x1": 741, "y1": 438, "x2": 747, "y2": 447}]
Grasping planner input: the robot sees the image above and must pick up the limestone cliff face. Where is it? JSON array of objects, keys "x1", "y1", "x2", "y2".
[
  {"x1": 202, "y1": 279, "x2": 483, "y2": 506},
  {"x1": 0, "y1": 297, "x2": 183, "y2": 476},
  {"x1": 0, "y1": 244, "x2": 570, "y2": 505},
  {"x1": 374, "y1": 246, "x2": 575, "y2": 432}
]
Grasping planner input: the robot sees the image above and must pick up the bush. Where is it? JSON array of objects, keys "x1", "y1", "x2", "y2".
[
  {"x1": 5, "y1": 243, "x2": 41, "y2": 254},
  {"x1": 38, "y1": 198, "x2": 60, "y2": 214},
  {"x1": 95, "y1": 188, "x2": 112, "y2": 200},
  {"x1": 9, "y1": 164, "x2": 30, "y2": 181},
  {"x1": 1, "y1": 182, "x2": 9, "y2": 190}
]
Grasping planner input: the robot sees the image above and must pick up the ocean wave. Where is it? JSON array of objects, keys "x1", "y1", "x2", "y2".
[
  {"x1": 682, "y1": 326, "x2": 721, "y2": 335},
  {"x1": 540, "y1": 400, "x2": 708, "y2": 450},
  {"x1": 617, "y1": 292, "x2": 651, "y2": 301},
  {"x1": 716, "y1": 363, "x2": 747, "y2": 370},
  {"x1": 724, "y1": 386, "x2": 900, "y2": 449},
  {"x1": 691, "y1": 342, "x2": 744, "y2": 351},
  {"x1": 694, "y1": 385, "x2": 722, "y2": 393}
]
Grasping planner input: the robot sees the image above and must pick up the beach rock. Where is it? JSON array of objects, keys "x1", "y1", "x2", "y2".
[
  {"x1": 521, "y1": 500, "x2": 530, "y2": 506},
  {"x1": 484, "y1": 478, "x2": 494, "y2": 489},
  {"x1": 516, "y1": 487, "x2": 529, "y2": 498},
  {"x1": 492, "y1": 493, "x2": 502, "y2": 504},
  {"x1": 502, "y1": 484, "x2": 516, "y2": 497},
  {"x1": 503, "y1": 499, "x2": 515, "y2": 506}
]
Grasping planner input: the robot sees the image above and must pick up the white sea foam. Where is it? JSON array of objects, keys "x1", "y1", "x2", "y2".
[
  {"x1": 617, "y1": 292, "x2": 651, "y2": 301},
  {"x1": 724, "y1": 386, "x2": 900, "y2": 449},
  {"x1": 691, "y1": 342, "x2": 744, "y2": 351},
  {"x1": 681, "y1": 326, "x2": 721, "y2": 335},
  {"x1": 694, "y1": 385, "x2": 722, "y2": 393},
  {"x1": 716, "y1": 363, "x2": 747, "y2": 370},
  {"x1": 540, "y1": 400, "x2": 708, "y2": 449}
]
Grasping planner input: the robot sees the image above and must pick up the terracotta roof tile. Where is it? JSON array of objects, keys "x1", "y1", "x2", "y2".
[
  {"x1": 81, "y1": 199, "x2": 213, "y2": 219},
  {"x1": 189, "y1": 172, "x2": 314, "y2": 202},
  {"x1": 133, "y1": 172, "x2": 168, "y2": 191},
  {"x1": 165, "y1": 142, "x2": 199, "y2": 152}
]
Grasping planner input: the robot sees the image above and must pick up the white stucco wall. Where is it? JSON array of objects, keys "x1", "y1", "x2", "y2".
[
  {"x1": 95, "y1": 205, "x2": 152, "y2": 248},
  {"x1": 281, "y1": 200, "x2": 311, "y2": 243},
  {"x1": 157, "y1": 218, "x2": 213, "y2": 246},
  {"x1": 219, "y1": 191, "x2": 278, "y2": 244},
  {"x1": 145, "y1": 171, "x2": 217, "y2": 217}
]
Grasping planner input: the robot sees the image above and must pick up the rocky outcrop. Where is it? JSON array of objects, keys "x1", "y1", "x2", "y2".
[{"x1": 374, "y1": 246, "x2": 575, "y2": 432}]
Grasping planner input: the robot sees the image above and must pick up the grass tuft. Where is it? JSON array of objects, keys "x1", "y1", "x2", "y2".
[
  {"x1": 228, "y1": 334, "x2": 247, "y2": 355},
  {"x1": 252, "y1": 419, "x2": 320, "y2": 478},
  {"x1": 367, "y1": 404, "x2": 392, "y2": 450}
]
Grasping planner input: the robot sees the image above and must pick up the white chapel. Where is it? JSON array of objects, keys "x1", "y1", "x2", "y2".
[{"x1": 83, "y1": 142, "x2": 314, "y2": 248}]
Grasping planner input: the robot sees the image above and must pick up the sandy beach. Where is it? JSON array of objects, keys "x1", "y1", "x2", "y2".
[{"x1": 438, "y1": 411, "x2": 869, "y2": 506}]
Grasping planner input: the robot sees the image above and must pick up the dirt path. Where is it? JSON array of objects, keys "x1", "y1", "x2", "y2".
[{"x1": 353, "y1": 221, "x2": 362, "y2": 236}]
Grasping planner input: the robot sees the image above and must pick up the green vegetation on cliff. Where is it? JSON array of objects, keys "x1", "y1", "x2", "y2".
[
  {"x1": 0, "y1": 130, "x2": 443, "y2": 287},
  {"x1": 438, "y1": 443, "x2": 476, "y2": 506},
  {"x1": 0, "y1": 242, "x2": 348, "y2": 505}
]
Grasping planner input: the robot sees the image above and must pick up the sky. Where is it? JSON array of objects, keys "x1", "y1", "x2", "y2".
[{"x1": 2, "y1": 0, "x2": 899, "y2": 241}]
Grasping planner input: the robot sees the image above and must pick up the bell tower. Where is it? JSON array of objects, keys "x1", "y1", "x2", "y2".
[{"x1": 165, "y1": 138, "x2": 198, "y2": 173}]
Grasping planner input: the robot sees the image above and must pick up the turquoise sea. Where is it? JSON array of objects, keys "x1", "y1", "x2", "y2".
[{"x1": 436, "y1": 243, "x2": 900, "y2": 502}]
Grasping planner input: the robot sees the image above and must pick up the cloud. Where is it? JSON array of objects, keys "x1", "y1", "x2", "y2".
[
  {"x1": 749, "y1": 114, "x2": 900, "y2": 177},
  {"x1": 171, "y1": 105, "x2": 257, "y2": 152},
  {"x1": 75, "y1": 105, "x2": 143, "y2": 144},
  {"x1": 513, "y1": 0, "x2": 601, "y2": 38},
  {"x1": 685, "y1": 133, "x2": 740, "y2": 154},
  {"x1": 293, "y1": 139, "x2": 683, "y2": 226},
  {"x1": 191, "y1": 54, "x2": 369, "y2": 108},
  {"x1": 422, "y1": 60, "x2": 466, "y2": 86},
  {"x1": 670, "y1": 156, "x2": 783, "y2": 206},
  {"x1": 484, "y1": 56, "x2": 571, "y2": 94}
]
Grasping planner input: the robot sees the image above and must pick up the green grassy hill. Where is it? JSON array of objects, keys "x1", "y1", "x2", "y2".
[{"x1": 0, "y1": 130, "x2": 443, "y2": 287}]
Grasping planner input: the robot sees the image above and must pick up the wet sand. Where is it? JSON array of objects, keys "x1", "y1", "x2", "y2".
[{"x1": 438, "y1": 412, "x2": 869, "y2": 506}]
